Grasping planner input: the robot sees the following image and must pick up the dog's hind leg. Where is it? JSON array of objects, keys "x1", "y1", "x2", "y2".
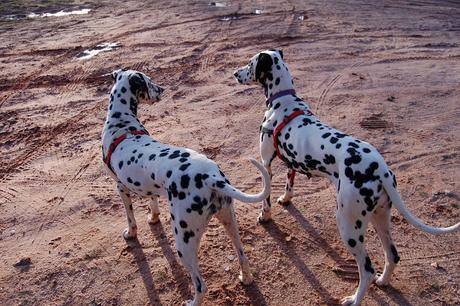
[
  {"x1": 215, "y1": 201, "x2": 253, "y2": 285},
  {"x1": 117, "y1": 182, "x2": 138, "y2": 240},
  {"x1": 147, "y1": 195, "x2": 160, "y2": 224},
  {"x1": 371, "y1": 193, "x2": 400, "y2": 286},
  {"x1": 178, "y1": 251, "x2": 206, "y2": 306},
  {"x1": 172, "y1": 207, "x2": 207, "y2": 306},
  {"x1": 337, "y1": 193, "x2": 375, "y2": 306},
  {"x1": 277, "y1": 168, "x2": 295, "y2": 206}
]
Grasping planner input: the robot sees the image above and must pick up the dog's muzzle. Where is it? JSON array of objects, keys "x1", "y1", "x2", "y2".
[{"x1": 233, "y1": 71, "x2": 243, "y2": 83}]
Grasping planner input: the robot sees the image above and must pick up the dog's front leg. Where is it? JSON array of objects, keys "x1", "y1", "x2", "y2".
[
  {"x1": 277, "y1": 168, "x2": 295, "y2": 206},
  {"x1": 147, "y1": 195, "x2": 160, "y2": 224},
  {"x1": 117, "y1": 182, "x2": 138, "y2": 239}
]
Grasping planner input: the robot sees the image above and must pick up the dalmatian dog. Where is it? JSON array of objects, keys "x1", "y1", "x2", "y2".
[
  {"x1": 101, "y1": 69, "x2": 271, "y2": 306},
  {"x1": 233, "y1": 49, "x2": 459, "y2": 305}
]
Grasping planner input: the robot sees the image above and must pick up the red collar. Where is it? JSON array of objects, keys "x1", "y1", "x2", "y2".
[{"x1": 103, "y1": 130, "x2": 148, "y2": 173}]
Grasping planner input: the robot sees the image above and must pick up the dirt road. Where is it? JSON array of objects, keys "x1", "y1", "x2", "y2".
[{"x1": 0, "y1": 0, "x2": 459, "y2": 305}]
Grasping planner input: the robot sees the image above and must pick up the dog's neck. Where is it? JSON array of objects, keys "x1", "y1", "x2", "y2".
[
  {"x1": 102, "y1": 82, "x2": 146, "y2": 150},
  {"x1": 262, "y1": 70, "x2": 295, "y2": 100}
]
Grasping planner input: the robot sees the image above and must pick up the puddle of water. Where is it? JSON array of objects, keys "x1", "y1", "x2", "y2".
[
  {"x1": 209, "y1": 2, "x2": 227, "y2": 7},
  {"x1": 77, "y1": 43, "x2": 121, "y2": 60},
  {"x1": 27, "y1": 9, "x2": 91, "y2": 18},
  {"x1": 0, "y1": 15, "x2": 21, "y2": 21},
  {"x1": 254, "y1": 9, "x2": 263, "y2": 15},
  {"x1": 1, "y1": 14, "x2": 25, "y2": 21}
]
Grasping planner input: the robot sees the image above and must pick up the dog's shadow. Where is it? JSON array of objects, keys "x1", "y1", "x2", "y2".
[
  {"x1": 126, "y1": 222, "x2": 192, "y2": 305},
  {"x1": 261, "y1": 218, "x2": 339, "y2": 305},
  {"x1": 130, "y1": 220, "x2": 269, "y2": 305},
  {"x1": 281, "y1": 204, "x2": 415, "y2": 306},
  {"x1": 148, "y1": 221, "x2": 192, "y2": 302},
  {"x1": 148, "y1": 221, "x2": 269, "y2": 306},
  {"x1": 242, "y1": 281, "x2": 269, "y2": 306},
  {"x1": 125, "y1": 237, "x2": 162, "y2": 305}
]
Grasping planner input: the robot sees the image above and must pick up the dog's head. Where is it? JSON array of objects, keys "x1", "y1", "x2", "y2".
[
  {"x1": 233, "y1": 48, "x2": 287, "y2": 85},
  {"x1": 233, "y1": 49, "x2": 293, "y2": 98},
  {"x1": 111, "y1": 69, "x2": 164, "y2": 104}
]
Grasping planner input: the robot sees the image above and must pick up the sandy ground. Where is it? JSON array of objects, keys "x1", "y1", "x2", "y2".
[{"x1": 0, "y1": 0, "x2": 459, "y2": 305}]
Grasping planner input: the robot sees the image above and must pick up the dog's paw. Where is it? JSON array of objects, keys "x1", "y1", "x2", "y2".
[
  {"x1": 122, "y1": 228, "x2": 137, "y2": 240},
  {"x1": 238, "y1": 270, "x2": 254, "y2": 285},
  {"x1": 257, "y1": 212, "x2": 271, "y2": 224},
  {"x1": 341, "y1": 295, "x2": 358, "y2": 306},
  {"x1": 276, "y1": 196, "x2": 292, "y2": 206},
  {"x1": 147, "y1": 213, "x2": 160, "y2": 225},
  {"x1": 374, "y1": 273, "x2": 389, "y2": 287}
]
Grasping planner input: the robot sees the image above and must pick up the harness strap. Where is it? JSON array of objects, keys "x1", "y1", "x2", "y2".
[
  {"x1": 260, "y1": 126, "x2": 274, "y2": 135},
  {"x1": 103, "y1": 130, "x2": 148, "y2": 173},
  {"x1": 288, "y1": 169, "x2": 296, "y2": 186},
  {"x1": 273, "y1": 110, "x2": 305, "y2": 160}
]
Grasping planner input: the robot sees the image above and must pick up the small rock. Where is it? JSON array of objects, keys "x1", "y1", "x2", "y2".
[
  {"x1": 285, "y1": 235, "x2": 292, "y2": 242},
  {"x1": 387, "y1": 95, "x2": 395, "y2": 102},
  {"x1": 227, "y1": 255, "x2": 235, "y2": 261},
  {"x1": 224, "y1": 266, "x2": 230, "y2": 272},
  {"x1": 430, "y1": 262, "x2": 439, "y2": 269},
  {"x1": 14, "y1": 257, "x2": 32, "y2": 268}
]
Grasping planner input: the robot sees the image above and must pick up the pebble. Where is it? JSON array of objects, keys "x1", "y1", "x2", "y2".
[{"x1": 14, "y1": 257, "x2": 32, "y2": 268}]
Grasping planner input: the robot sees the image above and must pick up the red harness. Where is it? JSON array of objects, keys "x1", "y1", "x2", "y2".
[
  {"x1": 273, "y1": 110, "x2": 305, "y2": 185},
  {"x1": 266, "y1": 90, "x2": 313, "y2": 186},
  {"x1": 273, "y1": 110, "x2": 305, "y2": 160},
  {"x1": 103, "y1": 130, "x2": 148, "y2": 173}
]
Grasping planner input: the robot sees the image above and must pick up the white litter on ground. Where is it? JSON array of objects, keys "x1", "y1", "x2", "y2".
[
  {"x1": 209, "y1": 2, "x2": 227, "y2": 7},
  {"x1": 219, "y1": 16, "x2": 240, "y2": 21},
  {"x1": 27, "y1": 9, "x2": 91, "y2": 18},
  {"x1": 77, "y1": 43, "x2": 121, "y2": 60}
]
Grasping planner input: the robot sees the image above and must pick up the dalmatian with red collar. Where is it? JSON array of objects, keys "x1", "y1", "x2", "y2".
[
  {"x1": 101, "y1": 69, "x2": 271, "y2": 306},
  {"x1": 233, "y1": 49, "x2": 459, "y2": 305}
]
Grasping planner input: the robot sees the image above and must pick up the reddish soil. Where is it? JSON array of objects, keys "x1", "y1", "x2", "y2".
[{"x1": 0, "y1": 1, "x2": 459, "y2": 305}]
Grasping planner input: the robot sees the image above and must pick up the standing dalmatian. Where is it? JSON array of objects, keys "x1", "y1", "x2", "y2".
[
  {"x1": 233, "y1": 49, "x2": 459, "y2": 305},
  {"x1": 101, "y1": 69, "x2": 271, "y2": 306}
]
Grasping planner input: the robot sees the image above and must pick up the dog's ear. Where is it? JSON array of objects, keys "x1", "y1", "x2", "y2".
[
  {"x1": 111, "y1": 70, "x2": 120, "y2": 82},
  {"x1": 278, "y1": 49, "x2": 284, "y2": 59},
  {"x1": 255, "y1": 53, "x2": 273, "y2": 81},
  {"x1": 129, "y1": 72, "x2": 149, "y2": 98},
  {"x1": 111, "y1": 68, "x2": 127, "y2": 82}
]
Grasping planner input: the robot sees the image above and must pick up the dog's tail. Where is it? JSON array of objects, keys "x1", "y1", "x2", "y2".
[
  {"x1": 208, "y1": 158, "x2": 270, "y2": 203},
  {"x1": 383, "y1": 170, "x2": 459, "y2": 235}
]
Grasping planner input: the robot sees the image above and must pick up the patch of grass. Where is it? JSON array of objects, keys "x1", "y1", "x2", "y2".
[
  {"x1": 419, "y1": 191, "x2": 429, "y2": 198},
  {"x1": 156, "y1": 269, "x2": 169, "y2": 282},
  {"x1": 83, "y1": 248, "x2": 102, "y2": 261}
]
